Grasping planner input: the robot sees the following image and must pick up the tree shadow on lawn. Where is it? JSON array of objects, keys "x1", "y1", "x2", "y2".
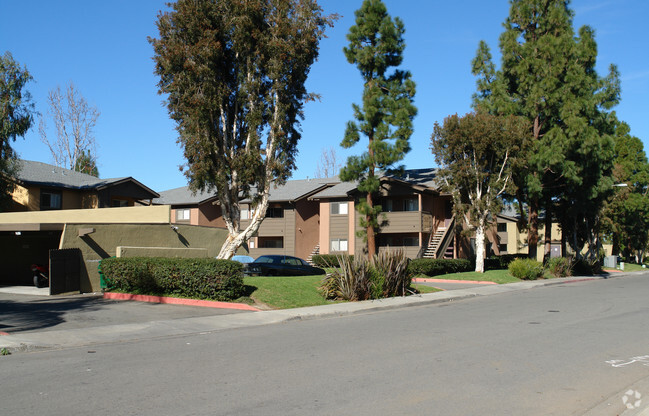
[{"x1": 0, "y1": 296, "x2": 104, "y2": 334}]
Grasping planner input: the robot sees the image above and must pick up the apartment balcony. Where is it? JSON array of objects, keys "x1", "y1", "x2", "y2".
[{"x1": 379, "y1": 211, "x2": 433, "y2": 233}]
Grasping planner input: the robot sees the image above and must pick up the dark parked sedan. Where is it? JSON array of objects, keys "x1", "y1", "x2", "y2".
[{"x1": 244, "y1": 255, "x2": 325, "y2": 276}]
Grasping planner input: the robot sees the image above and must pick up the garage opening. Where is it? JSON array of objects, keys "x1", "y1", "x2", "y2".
[{"x1": 0, "y1": 230, "x2": 62, "y2": 287}]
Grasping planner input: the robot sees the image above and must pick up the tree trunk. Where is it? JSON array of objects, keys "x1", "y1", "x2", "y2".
[
  {"x1": 217, "y1": 186, "x2": 270, "y2": 259},
  {"x1": 475, "y1": 217, "x2": 486, "y2": 273},
  {"x1": 366, "y1": 191, "x2": 376, "y2": 256},
  {"x1": 528, "y1": 197, "x2": 539, "y2": 260},
  {"x1": 543, "y1": 199, "x2": 552, "y2": 264},
  {"x1": 561, "y1": 217, "x2": 567, "y2": 259}
]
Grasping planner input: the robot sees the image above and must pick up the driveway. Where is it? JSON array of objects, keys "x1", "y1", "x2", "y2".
[{"x1": 0, "y1": 291, "x2": 252, "y2": 335}]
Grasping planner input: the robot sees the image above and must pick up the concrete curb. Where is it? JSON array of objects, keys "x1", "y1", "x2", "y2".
[
  {"x1": 103, "y1": 292, "x2": 260, "y2": 311},
  {"x1": 1, "y1": 271, "x2": 645, "y2": 353}
]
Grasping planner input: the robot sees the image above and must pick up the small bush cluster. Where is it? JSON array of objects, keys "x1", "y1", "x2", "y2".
[
  {"x1": 318, "y1": 251, "x2": 412, "y2": 301},
  {"x1": 484, "y1": 254, "x2": 528, "y2": 270},
  {"x1": 571, "y1": 258, "x2": 601, "y2": 276},
  {"x1": 100, "y1": 257, "x2": 245, "y2": 300},
  {"x1": 311, "y1": 254, "x2": 355, "y2": 268},
  {"x1": 546, "y1": 257, "x2": 572, "y2": 277},
  {"x1": 407, "y1": 258, "x2": 472, "y2": 277},
  {"x1": 508, "y1": 258, "x2": 544, "y2": 280}
]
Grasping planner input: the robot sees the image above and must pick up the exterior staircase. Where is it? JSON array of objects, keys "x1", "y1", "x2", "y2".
[
  {"x1": 306, "y1": 244, "x2": 320, "y2": 265},
  {"x1": 422, "y1": 216, "x2": 456, "y2": 259},
  {"x1": 423, "y1": 227, "x2": 447, "y2": 258}
]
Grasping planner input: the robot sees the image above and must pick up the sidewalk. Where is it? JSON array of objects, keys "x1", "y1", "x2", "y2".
[{"x1": 2, "y1": 273, "x2": 640, "y2": 353}]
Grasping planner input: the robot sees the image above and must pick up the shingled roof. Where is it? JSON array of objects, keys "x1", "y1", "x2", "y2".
[
  {"x1": 15, "y1": 160, "x2": 159, "y2": 197},
  {"x1": 155, "y1": 186, "x2": 217, "y2": 205},
  {"x1": 158, "y1": 177, "x2": 338, "y2": 206}
]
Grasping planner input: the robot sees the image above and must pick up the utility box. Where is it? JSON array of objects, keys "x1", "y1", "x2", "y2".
[{"x1": 603, "y1": 255, "x2": 617, "y2": 269}]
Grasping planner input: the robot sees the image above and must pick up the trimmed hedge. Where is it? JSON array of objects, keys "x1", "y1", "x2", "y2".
[
  {"x1": 407, "y1": 258, "x2": 473, "y2": 277},
  {"x1": 311, "y1": 254, "x2": 355, "y2": 268},
  {"x1": 100, "y1": 257, "x2": 245, "y2": 301}
]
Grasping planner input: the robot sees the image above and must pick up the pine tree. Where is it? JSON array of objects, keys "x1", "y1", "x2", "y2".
[
  {"x1": 340, "y1": 0, "x2": 416, "y2": 256},
  {"x1": 472, "y1": 0, "x2": 620, "y2": 261}
]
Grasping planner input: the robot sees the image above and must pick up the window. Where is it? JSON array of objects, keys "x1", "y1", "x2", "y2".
[
  {"x1": 403, "y1": 236, "x2": 419, "y2": 246},
  {"x1": 112, "y1": 199, "x2": 129, "y2": 207},
  {"x1": 241, "y1": 207, "x2": 254, "y2": 220},
  {"x1": 497, "y1": 223, "x2": 507, "y2": 232},
  {"x1": 266, "y1": 207, "x2": 284, "y2": 218},
  {"x1": 260, "y1": 237, "x2": 283, "y2": 248},
  {"x1": 176, "y1": 209, "x2": 190, "y2": 221},
  {"x1": 40, "y1": 190, "x2": 62, "y2": 210},
  {"x1": 499, "y1": 243, "x2": 508, "y2": 254},
  {"x1": 331, "y1": 238, "x2": 348, "y2": 252},
  {"x1": 404, "y1": 198, "x2": 418, "y2": 212},
  {"x1": 330, "y1": 202, "x2": 348, "y2": 215},
  {"x1": 383, "y1": 199, "x2": 393, "y2": 212}
]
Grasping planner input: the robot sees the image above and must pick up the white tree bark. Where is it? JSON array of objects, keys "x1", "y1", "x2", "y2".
[{"x1": 474, "y1": 215, "x2": 486, "y2": 273}]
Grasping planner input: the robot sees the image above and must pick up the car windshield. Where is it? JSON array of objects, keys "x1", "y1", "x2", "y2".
[{"x1": 254, "y1": 256, "x2": 276, "y2": 264}]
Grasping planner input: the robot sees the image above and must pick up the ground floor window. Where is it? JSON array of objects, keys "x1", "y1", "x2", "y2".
[
  {"x1": 259, "y1": 237, "x2": 283, "y2": 248},
  {"x1": 176, "y1": 208, "x2": 190, "y2": 221},
  {"x1": 331, "y1": 238, "x2": 348, "y2": 252},
  {"x1": 379, "y1": 234, "x2": 419, "y2": 247}
]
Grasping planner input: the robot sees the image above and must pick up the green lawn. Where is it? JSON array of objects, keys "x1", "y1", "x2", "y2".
[
  {"x1": 243, "y1": 275, "x2": 337, "y2": 309},
  {"x1": 414, "y1": 269, "x2": 521, "y2": 284},
  {"x1": 603, "y1": 263, "x2": 647, "y2": 273},
  {"x1": 241, "y1": 274, "x2": 440, "y2": 309}
]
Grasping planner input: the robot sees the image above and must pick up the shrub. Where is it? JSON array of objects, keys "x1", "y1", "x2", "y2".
[
  {"x1": 318, "y1": 251, "x2": 411, "y2": 301},
  {"x1": 407, "y1": 258, "x2": 472, "y2": 276},
  {"x1": 484, "y1": 254, "x2": 528, "y2": 270},
  {"x1": 311, "y1": 254, "x2": 354, "y2": 268},
  {"x1": 571, "y1": 258, "x2": 601, "y2": 276},
  {"x1": 546, "y1": 257, "x2": 572, "y2": 278},
  {"x1": 319, "y1": 254, "x2": 371, "y2": 301},
  {"x1": 508, "y1": 258, "x2": 544, "y2": 280},
  {"x1": 100, "y1": 257, "x2": 245, "y2": 300},
  {"x1": 374, "y1": 250, "x2": 411, "y2": 298}
]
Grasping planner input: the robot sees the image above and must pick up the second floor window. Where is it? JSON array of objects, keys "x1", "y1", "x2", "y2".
[
  {"x1": 330, "y1": 201, "x2": 348, "y2": 215},
  {"x1": 404, "y1": 198, "x2": 418, "y2": 212},
  {"x1": 266, "y1": 207, "x2": 284, "y2": 218},
  {"x1": 40, "y1": 190, "x2": 62, "y2": 210}
]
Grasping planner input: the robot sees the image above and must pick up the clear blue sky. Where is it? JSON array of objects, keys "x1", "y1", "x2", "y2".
[{"x1": 2, "y1": 0, "x2": 647, "y2": 192}]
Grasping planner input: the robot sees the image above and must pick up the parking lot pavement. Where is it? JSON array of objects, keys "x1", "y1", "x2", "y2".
[{"x1": 0, "y1": 291, "x2": 251, "y2": 335}]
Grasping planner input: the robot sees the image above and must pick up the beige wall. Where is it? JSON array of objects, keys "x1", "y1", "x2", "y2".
[
  {"x1": 319, "y1": 202, "x2": 330, "y2": 255},
  {"x1": 60, "y1": 223, "x2": 232, "y2": 292},
  {"x1": 348, "y1": 201, "x2": 355, "y2": 255},
  {"x1": 0, "y1": 205, "x2": 171, "y2": 227},
  {"x1": 10, "y1": 184, "x2": 39, "y2": 211}
]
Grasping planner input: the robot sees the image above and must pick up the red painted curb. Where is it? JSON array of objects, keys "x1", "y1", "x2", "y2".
[
  {"x1": 413, "y1": 278, "x2": 498, "y2": 285},
  {"x1": 103, "y1": 292, "x2": 260, "y2": 311},
  {"x1": 0, "y1": 331, "x2": 9, "y2": 336}
]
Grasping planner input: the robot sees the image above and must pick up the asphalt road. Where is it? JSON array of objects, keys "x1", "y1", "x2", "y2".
[
  {"x1": 2, "y1": 274, "x2": 649, "y2": 415},
  {"x1": 0, "y1": 292, "x2": 248, "y2": 334}
]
